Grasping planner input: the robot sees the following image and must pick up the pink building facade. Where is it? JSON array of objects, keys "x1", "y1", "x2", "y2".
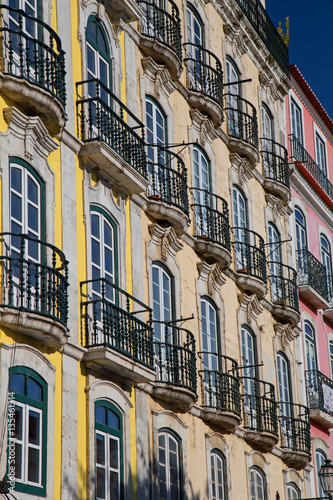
[{"x1": 286, "y1": 65, "x2": 333, "y2": 498}]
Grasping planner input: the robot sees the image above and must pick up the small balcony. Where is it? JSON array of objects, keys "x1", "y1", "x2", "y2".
[
  {"x1": 0, "y1": 233, "x2": 68, "y2": 349},
  {"x1": 199, "y1": 353, "x2": 241, "y2": 430},
  {"x1": 76, "y1": 79, "x2": 148, "y2": 195},
  {"x1": 145, "y1": 145, "x2": 189, "y2": 235},
  {"x1": 305, "y1": 370, "x2": 333, "y2": 428},
  {"x1": 279, "y1": 402, "x2": 311, "y2": 469},
  {"x1": 81, "y1": 278, "x2": 156, "y2": 384},
  {"x1": 183, "y1": 44, "x2": 223, "y2": 126},
  {"x1": 190, "y1": 189, "x2": 231, "y2": 268},
  {"x1": 289, "y1": 134, "x2": 333, "y2": 210},
  {"x1": 0, "y1": 5, "x2": 66, "y2": 135},
  {"x1": 234, "y1": 0, "x2": 289, "y2": 75},
  {"x1": 153, "y1": 323, "x2": 197, "y2": 410},
  {"x1": 260, "y1": 138, "x2": 290, "y2": 203},
  {"x1": 268, "y1": 262, "x2": 300, "y2": 326},
  {"x1": 231, "y1": 227, "x2": 267, "y2": 299},
  {"x1": 224, "y1": 94, "x2": 259, "y2": 165},
  {"x1": 241, "y1": 378, "x2": 279, "y2": 451},
  {"x1": 323, "y1": 275, "x2": 333, "y2": 323},
  {"x1": 296, "y1": 249, "x2": 329, "y2": 309},
  {"x1": 137, "y1": 0, "x2": 182, "y2": 80}
]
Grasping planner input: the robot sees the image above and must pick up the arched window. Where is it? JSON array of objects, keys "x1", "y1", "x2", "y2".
[
  {"x1": 152, "y1": 262, "x2": 173, "y2": 340},
  {"x1": 261, "y1": 104, "x2": 274, "y2": 141},
  {"x1": 186, "y1": 4, "x2": 203, "y2": 46},
  {"x1": 320, "y1": 234, "x2": 332, "y2": 298},
  {"x1": 294, "y1": 207, "x2": 307, "y2": 252},
  {"x1": 315, "y1": 449, "x2": 327, "y2": 498},
  {"x1": 249, "y1": 467, "x2": 266, "y2": 500},
  {"x1": 95, "y1": 401, "x2": 123, "y2": 500},
  {"x1": 304, "y1": 321, "x2": 317, "y2": 372},
  {"x1": 193, "y1": 145, "x2": 210, "y2": 192},
  {"x1": 210, "y1": 449, "x2": 226, "y2": 500},
  {"x1": 86, "y1": 16, "x2": 111, "y2": 90},
  {"x1": 158, "y1": 429, "x2": 181, "y2": 500},
  {"x1": 268, "y1": 223, "x2": 281, "y2": 302},
  {"x1": 286, "y1": 482, "x2": 300, "y2": 499},
  {"x1": 226, "y1": 58, "x2": 241, "y2": 138},
  {"x1": 146, "y1": 97, "x2": 166, "y2": 194},
  {"x1": 241, "y1": 325, "x2": 257, "y2": 428},
  {"x1": 277, "y1": 352, "x2": 293, "y2": 448},
  {"x1": 330, "y1": 341, "x2": 333, "y2": 378},
  {"x1": 232, "y1": 186, "x2": 247, "y2": 270},
  {"x1": 91, "y1": 206, "x2": 117, "y2": 303},
  {"x1": 226, "y1": 57, "x2": 240, "y2": 96},
  {"x1": 192, "y1": 146, "x2": 210, "y2": 235},
  {"x1": 290, "y1": 98, "x2": 303, "y2": 144},
  {"x1": 201, "y1": 298, "x2": 219, "y2": 403},
  {"x1": 8, "y1": 366, "x2": 47, "y2": 495}
]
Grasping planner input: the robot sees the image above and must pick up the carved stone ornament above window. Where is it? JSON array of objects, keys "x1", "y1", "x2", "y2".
[
  {"x1": 274, "y1": 322, "x2": 299, "y2": 350},
  {"x1": 238, "y1": 293, "x2": 263, "y2": 325},
  {"x1": 197, "y1": 262, "x2": 226, "y2": 295},
  {"x1": 148, "y1": 223, "x2": 183, "y2": 262},
  {"x1": 141, "y1": 57, "x2": 177, "y2": 99},
  {"x1": 230, "y1": 153, "x2": 254, "y2": 187},
  {"x1": 190, "y1": 109, "x2": 219, "y2": 147},
  {"x1": 265, "y1": 194, "x2": 292, "y2": 221}
]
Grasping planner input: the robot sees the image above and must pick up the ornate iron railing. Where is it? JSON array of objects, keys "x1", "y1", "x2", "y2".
[
  {"x1": 305, "y1": 370, "x2": 333, "y2": 416},
  {"x1": 260, "y1": 138, "x2": 290, "y2": 188},
  {"x1": 0, "y1": 5, "x2": 66, "y2": 106},
  {"x1": 240, "y1": 378, "x2": 278, "y2": 435},
  {"x1": 190, "y1": 188, "x2": 231, "y2": 251},
  {"x1": 137, "y1": 0, "x2": 182, "y2": 61},
  {"x1": 147, "y1": 144, "x2": 189, "y2": 215},
  {"x1": 76, "y1": 79, "x2": 147, "y2": 179},
  {"x1": 231, "y1": 227, "x2": 267, "y2": 283},
  {"x1": 327, "y1": 274, "x2": 333, "y2": 306},
  {"x1": 198, "y1": 352, "x2": 241, "y2": 416},
  {"x1": 81, "y1": 278, "x2": 154, "y2": 368},
  {"x1": 0, "y1": 232, "x2": 68, "y2": 326},
  {"x1": 224, "y1": 94, "x2": 258, "y2": 149},
  {"x1": 279, "y1": 402, "x2": 311, "y2": 455},
  {"x1": 289, "y1": 134, "x2": 333, "y2": 202},
  {"x1": 183, "y1": 43, "x2": 223, "y2": 107},
  {"x1": 235, "y1": 0, "x2": 289, "y2": 75},
  {"x1": 154, "y1": 323, "x2": 196, "y2": 393},
  {"x1": 296, "y1": 249, "x2": 329, "y2": 302},
  {"x1": 268, "y1": 262, "x2": 299, "y2": 311}
]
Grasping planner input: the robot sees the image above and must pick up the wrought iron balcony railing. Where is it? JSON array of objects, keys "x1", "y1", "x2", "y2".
[
  {"x1": 0, "y1": 232, "x2": 68, "y2": 326},
  {"x1": 80, "y1": 278, "x2": 154, "y2": 369},
  {"x1": 305, "y1": 370, "x2": 333, "y2": 416},
  {"x1": 279, "y1": 402, "x2": 311, "y2": 455},
  {"x1": 76, "y1": 79, "x2": 147, "y2": 180},
  {"x1": 289, "y1": 134, "x2": 333, "y2": 202},
  {"x1": 154, "y1": 323, "x2": 196, "y2": 393},
  {"x1": 296, "y1": 249, "x2": 329, "y2": 302},
  {"x1": 235, "y1": 0, "x2": 289, "y2": 75},
  {"x1": 268, "y1": 262, "x2": 299, "y2": 311},
  {"x1": 241, "y1": 378, "x2": 278, "y2": 435},
  {"x1": 0, "y1": 5, "x2": 66, "y2": 106},
  {"x1": 224, "y1": 94, "x2": 258, "y2": 149},
  {"x1": 183, "y1": 43, "x2": 223, "y2": 107},
  {"x1": 231, "y1": 227, "x2": 267, "y2": 283},
  {"x1": 190, "y1": 188, "x2": 231, "y2": 251},
  {"x1": 198, "y1": 352, "x2": 241, "y2": 416},
  {"x1": 147, "y1": 145, "x2": 189, "y2": 215},
  {"x1": 260, "y1": 138, "x2": 290, "y2": 188},
  {"x1": 137, "y1": 0, "x2": 182, "y2": 61}
]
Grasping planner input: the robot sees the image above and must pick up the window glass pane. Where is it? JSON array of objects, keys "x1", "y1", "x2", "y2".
[
  {"x1": 91, "y1": 214, "x2": 100, "y2": 238},
  {"x1": 96, "y1": 467, "x2": 106, "y2": 498},
  {"x1": 27, "y1": 377, "x2": 43, "y2": 401},
  {"x1": 109, "y1": 471, "x2": 119, "y2": 499},
  {"x1": 28, "y1": 204, "x2": 39, "y2": 233},
  {"x1": 27, "y1": 447, "x2": 39, "y2": 483},
  {"x1": 10, "y1": 373, "x2": 25, "y2": 395},
  {"x1": 97, "y1": 27, "x2": 107, "y2": 55},
  {"x1": 92, "y1": 239, "x2": 100, "y2": 266},
  {"x1": 107, "y1": 409, "x2": 120, "y2": 430},
  {"x1": 95, "y1": 406, "x2": 107, "y2": 426},
  {"x1": 11, "y1": 167, "x2": 22, "y2": 193},
  {"x1": 13, "y1": 404, "x2": 23, "y2": 440},
  {"x1": 28, "y1": 410, "x2": 40, "y2": 445},
  {"x1": 96, "y1": 434, "x2": 105, "y2": 465},
  {"x1": 14, "y1": 443, "x2": 22, "y2": 479},
  {"x1": 11, "y1": 192, "x2": 22, "y2": 222},
  {"x1": 109, "y1": 438, "x2": 119, "y2": 469},
  {"x1": 104, "y1": 222, "x2": 112, "y2": 247},
  {"x1": 87, "y1": 20, "x2": 96, "y2": 43},
  {"x1": 27, "y1": 176, "x2": 38, "y2": 204}
]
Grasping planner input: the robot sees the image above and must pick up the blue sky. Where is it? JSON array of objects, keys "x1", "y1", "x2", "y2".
[{"x1": 266, "y1": 1, "x2": 333, "y2": 118}]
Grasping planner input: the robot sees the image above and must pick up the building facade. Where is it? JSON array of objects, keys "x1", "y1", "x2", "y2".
[
  {"x1": 0, "y1": 0, "x2": 319, "y2": 499},
  {"x1": 287, "y1": 64, "x2": 333, "y2": 499}
]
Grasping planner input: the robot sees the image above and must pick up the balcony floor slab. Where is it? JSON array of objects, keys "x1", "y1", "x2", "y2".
[
  {"x1": 152, "y1": 382, "x2": 196, "y2": 411},
  {"x1": 187, "y1": 91, "x2": 223, "y2": 127},
  {"x1": 145, "y1": 197, "x2": 189, "y2": 236},
  {"x1": 83, "y1": 346, "x2": 156, "y2": 385},
  {"x1": 309, "y1": 409, "x2": 333, "y2": 429},
  {"x1": 201, "y1": 408, "x2": 240, "y2": 431},
  {"x1": 79, "y1": 141, "x2": 149, "y2": 195},
  {"x1": 280, "y1": 449, "x2": 311, "y2": 470},
  {"x1": 193, "y1": 238, "x2": 232, "y2": 268},
  {"x1": 271, "y1": 302, "x2": 300, "y2": 327},
  {"x1": 264, "y1": 178, "x2": 291, "y2": 204},
  {"x1": 0, "y1": 307, "x2": 68, "y2": 350},
  {"x1": 298, "y1": 285, "x2": 329, "y2": 310},
  {"x1": 138, "y1": 36, "x2": 182, "y2": 80},
  {"x1": 243, "y1": 429, "x2": 279, "y2": 451},
  {"x1": 236, "y1": 272, "x2": 267, "y2": 300}
]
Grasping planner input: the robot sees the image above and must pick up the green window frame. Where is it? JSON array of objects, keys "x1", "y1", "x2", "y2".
[
  {"x1": 7, "y1": 366, "x2": 47, "y2": 496},
  {"x1": 95, "y1": 400, "x2": 124, "y2": 500},
  {"x1": 86, "y1": 15, "x2": 112, "y2": 92}
]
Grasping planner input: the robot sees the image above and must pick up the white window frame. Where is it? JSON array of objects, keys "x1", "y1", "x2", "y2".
[
  {"x1": 289, "y1": 93, "x2": 304, "y2": 146},
  {"x1": 158, "y1": 431, "x2": 180, "y2": 500},
  {"x1": 210, "y1": 450, "x2": 225, "y2": 500},
  {"x1": 12, "y1": 401, "x2": 43, "y2": 487},
  {"x1": 314, "y1": 124, "x2": 328, "y2": 175},
  {"x1": 249, "y1": 467, "x2": 266, "y2": 500},
  {"x1": 91, "y1": 210, "x2": 115, "y2": 299},
  {"x1": 95, "y1": 429, "x2": 121, "y2": 500}
]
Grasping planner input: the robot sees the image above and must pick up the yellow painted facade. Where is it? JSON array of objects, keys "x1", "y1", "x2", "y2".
[{"x1": 0, "y1": 0, "x2": 318, "y2": 499}]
